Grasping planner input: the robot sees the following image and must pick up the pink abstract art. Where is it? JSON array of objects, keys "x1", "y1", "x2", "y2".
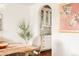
[{"x1": 60, "y1": 3, "x2": 79, "y2": 32}]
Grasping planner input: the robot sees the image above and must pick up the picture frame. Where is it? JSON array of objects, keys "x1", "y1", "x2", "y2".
[{"x1": 60, "y1": 3, "x2": 79, "y2": 32}]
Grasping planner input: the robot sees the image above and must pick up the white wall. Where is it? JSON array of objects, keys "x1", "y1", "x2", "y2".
[
  {"x1": 53, "y1": 4, "x2": 79, "y2": 56},
  {"x1": 1, "y1": 4, "x2": 31, "y2": 43}
]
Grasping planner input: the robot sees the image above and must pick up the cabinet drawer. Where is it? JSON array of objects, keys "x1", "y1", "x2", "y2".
[{"x1": 41, "y1": 35, "x2": 51, "y2": 50}]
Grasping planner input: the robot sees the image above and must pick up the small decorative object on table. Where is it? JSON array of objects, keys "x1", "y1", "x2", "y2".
[{"x1": 0, "y1": 41, "x2": 8, "y2": 49}]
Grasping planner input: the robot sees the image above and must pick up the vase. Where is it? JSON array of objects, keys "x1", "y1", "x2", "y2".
[
  {"x1": 27, "y1": 40, "x2": 33, "y2": 46},
  {"x1": 24, "y1": 39, "x2": 28, "y2": 46}
]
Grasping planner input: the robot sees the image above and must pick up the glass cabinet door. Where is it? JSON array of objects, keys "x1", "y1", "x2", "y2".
[{"x1": 40, "y1": 5, "x2": 52, "y2": 35}]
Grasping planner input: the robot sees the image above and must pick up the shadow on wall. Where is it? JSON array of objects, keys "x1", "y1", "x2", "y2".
[{"x1": 53, "y1": 40, "x2": 64, "y2": 56}]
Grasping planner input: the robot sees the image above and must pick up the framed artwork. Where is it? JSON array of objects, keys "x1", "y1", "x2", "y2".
[{"x1": 60, "y1": 3, "x2": 79, "y2": 32}]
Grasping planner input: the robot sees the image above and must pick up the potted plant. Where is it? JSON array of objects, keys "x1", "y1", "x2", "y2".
[{"x1": 18, "y1": 21, "x2": 32, "y2": 45}]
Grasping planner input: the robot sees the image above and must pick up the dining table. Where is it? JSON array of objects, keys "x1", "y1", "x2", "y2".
[{"x1": 0, "y1": 44, "x2": 38, "y2": 56}]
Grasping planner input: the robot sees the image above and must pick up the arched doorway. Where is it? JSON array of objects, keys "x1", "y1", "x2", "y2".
[{"x1": 40, "y1": 5, "x2": 52, "y2": 51}]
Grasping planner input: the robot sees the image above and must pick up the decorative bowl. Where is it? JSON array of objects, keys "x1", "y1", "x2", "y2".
[{"x1": 0, "y1": 41, "x2": 8, "y2": 49}]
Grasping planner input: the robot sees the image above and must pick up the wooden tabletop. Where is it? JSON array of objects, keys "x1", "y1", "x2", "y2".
[{"x1": 0, "y1": 44, "x2": 38, "y2": 56}]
